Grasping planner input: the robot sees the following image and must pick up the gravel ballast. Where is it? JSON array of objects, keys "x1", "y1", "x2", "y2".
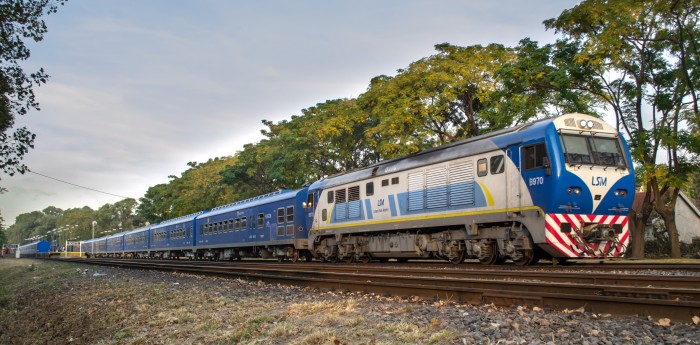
[{"x1": 0, "y1": 259, "x2": 697, "y2": 344}]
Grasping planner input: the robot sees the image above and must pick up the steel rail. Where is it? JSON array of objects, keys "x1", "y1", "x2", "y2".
[
  {"x1": 67, "y1": 258, "x2": 700, "y2": 323},
  {"x1": 75, "y1": 259, "x2": 700, "y2": 289}
]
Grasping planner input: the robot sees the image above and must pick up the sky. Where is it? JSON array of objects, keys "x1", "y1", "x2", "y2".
[{"x1": 1, "y1": 0, "x2": 581, "y2": 226}]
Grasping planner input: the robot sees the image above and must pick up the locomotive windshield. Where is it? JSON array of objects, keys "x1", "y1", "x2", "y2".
[{"x1": 560, "y1": 134, "x2": 625, "y2": 168}]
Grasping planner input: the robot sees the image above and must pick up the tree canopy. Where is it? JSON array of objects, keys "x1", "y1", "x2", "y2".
[{"x1": 0, "y1": 0, "x2": 66, "y2": 179}]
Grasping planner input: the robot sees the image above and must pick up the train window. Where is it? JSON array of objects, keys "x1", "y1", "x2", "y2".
[
  {"x1": 226, "y1": 220, "x2": 232, "y2": 231},
  {"x1": 322, "y1": 209, "x2": 328, "y2": 221},
  {"x1": 560, "y1": 135, "x2": 592, "y2": 164},
  {"x1": 366, "y1": 182, "x2": 374, "y2": 196},
  {"x1": 241, "y1": 217, "x2": 247, "y2": 229},
  {"x1": 306, "y1": 193, "x2": 314, "y2": 208},
  {"x1": 277, "y1": 208, "x2": 285, "y2": 223},
  {"x1": 391, "y1": 177, "x2": 399, "y2": 185},
  {"x1": 477, "y1": 158, "x2": 488, "y2": 177},
  {"x1": 327, "y1": 191, "x2": 334, "y2": 204},
  {"x1": 286, "y1": 224, "x2": 294, "y2": 235},
  {"x1": 382, "y1": 179, "x2": 389, "y2": 187},
  {"x1": 286, "y1": 206, "x2": 294, "y2": 222},
  {"x1": 524, "y1": 143, "x2": 548, "y2": 170},
  {"x1": 277, "y1": 225, "x2": 284, "y2": 236},
  {"x1": 335, "y1": 188, "x2": 346, "y2": 203},
  {"x1": 590, "y1": 137, "x2": 625, "y2": 167},
  {"x1": 490, "y1": 155, "x2": 504, "y2": 174},
  {"x1": 561, "y1": 134, "x2": 625, "y2": 168},
  {"x1": 235, "y1": 218, "x2": 240, "y2": 230},
  {"x1": 257, "y1": 213, "x2": 264, "y2": 227},
  {"x1": 348, "y1": 186, "x2": 360, "y2": 202}
]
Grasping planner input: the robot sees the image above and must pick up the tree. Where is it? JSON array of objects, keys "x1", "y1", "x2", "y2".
[
  {"x1": 138, "y1": 157, "x2": 238, "y2": 223},
  {"x1": 220, "y1": 99, "x2": 382, "y2": 197},
  {"x1": 1, "y1": 0, "x2": 67, "y2": 179},
  {"x1": 545, "y1": 0, "x2": 700, "y2": 258},
  {"x1": 359, "y1": 44, "x2": 519, "y2": 158}
]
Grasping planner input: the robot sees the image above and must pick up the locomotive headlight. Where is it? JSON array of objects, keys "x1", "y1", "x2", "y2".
[
  {"x1": 568, "y1": 187, "x2": 582, "y2": 195},
  {"x1": 586, "y1": 120, "x2": 594, "y2": 129},
  {"x1": 579, "y1": 119, "x2": 587, "y2": 128},
  {"x1": 614, "y1": 189, "x2": 628, "y2": 197}
]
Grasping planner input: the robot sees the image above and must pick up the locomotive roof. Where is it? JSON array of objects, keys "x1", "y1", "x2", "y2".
[{"x1": 309, "y1": 114, "x2": 592, "y2": 190}]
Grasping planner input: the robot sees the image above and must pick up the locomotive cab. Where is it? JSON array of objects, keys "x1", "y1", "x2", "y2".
[{"x1": 536, "y1": 114, "x2": 635, "y2": 259}]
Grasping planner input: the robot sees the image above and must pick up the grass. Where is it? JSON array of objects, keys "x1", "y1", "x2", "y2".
[{"x1": 0, "y1": 259, "x2": 463, "y2": 344}]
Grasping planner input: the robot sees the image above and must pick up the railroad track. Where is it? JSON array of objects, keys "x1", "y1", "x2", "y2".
[{"x1": 61, "y1": 258, "x2": 700, "y2": 323}]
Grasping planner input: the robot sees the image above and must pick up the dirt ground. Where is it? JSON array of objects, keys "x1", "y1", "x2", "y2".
[
  {"x1": 0, "y1": 259, "x2": 466, "y2": 344},
  {"x1": 0, "y1": 259, "x2": 697, "y2": 345}
]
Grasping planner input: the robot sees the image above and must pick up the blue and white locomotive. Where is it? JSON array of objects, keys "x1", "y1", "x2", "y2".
[
  {"x1": 306, "y1": 113, "x2": 634, "y2": 264},
  {"x1": 83, "y1": 113, "x2": 634, "y2": 265}
]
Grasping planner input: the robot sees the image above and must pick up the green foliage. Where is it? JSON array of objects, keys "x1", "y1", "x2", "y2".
[
  {"x1": 138, "y1": 157, "x2": 238, "y2": 223},
  {"x1": 220, "y1": 99, "x2": 381, "y2": 196},
  {"x1": 0, "y1": 0, "x2": 67, "y2": 180}
]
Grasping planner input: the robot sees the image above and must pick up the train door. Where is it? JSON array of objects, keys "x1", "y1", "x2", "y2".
[{"x1": 505, "y1": 144, "x2": 522, "y2": 216}]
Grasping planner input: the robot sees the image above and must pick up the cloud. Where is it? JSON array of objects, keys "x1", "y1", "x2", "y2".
[{"x1": 1, "y1": 0, "x2": 581, "y2": 226}]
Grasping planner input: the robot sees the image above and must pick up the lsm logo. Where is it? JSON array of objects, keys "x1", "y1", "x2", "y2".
[{"x1": 591, "y1": 176, "x2": 608, "y2": 186}]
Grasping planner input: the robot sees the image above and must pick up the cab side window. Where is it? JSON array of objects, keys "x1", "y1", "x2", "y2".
[{"x1": 524, "y1": 143, "x2": 548, "y2": 170}]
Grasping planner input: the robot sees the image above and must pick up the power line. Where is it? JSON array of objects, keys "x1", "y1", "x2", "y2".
[{"x1": 29, "y1": 170, "x2": 135, "y2": 200}]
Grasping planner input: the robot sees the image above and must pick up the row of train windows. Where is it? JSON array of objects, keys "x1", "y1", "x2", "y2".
[
  {"x1": 202, "y1": 206, "x2": 295, "y2": 236},
  {"x1": 153, "y1": 231, "x2": 167, "y2": 242},
  {"x1": 170, "y1": 228, "x2": 188, "y2": 239},
  {"x1": 125, "y1": 235, "x2": 146, "y2": 245}
]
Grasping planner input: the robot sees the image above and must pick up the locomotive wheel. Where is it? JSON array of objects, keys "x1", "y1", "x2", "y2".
[
  {"x1": 478, "y1": 242, "x2": 499, "y2": 265},
  {"x1": 447, "y1": 241, "x2": 466, "y2": 264},
  {"x1": 448, "y1": 250, "x2": 465, "y2": 264},
  {"x1": 512, "y1": 250, "x2": 537, "y2": 266},
  {"x1": 360, "y1": 255, "x2": 372, "y2": 264}
]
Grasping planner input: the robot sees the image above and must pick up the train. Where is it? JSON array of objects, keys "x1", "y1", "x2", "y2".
[
  {"x1": 16, "y1": 240, "x2": 51, "y2": 258},
  {"x1": 81, "y1": 113, "x2": 635, "y2": 265}
]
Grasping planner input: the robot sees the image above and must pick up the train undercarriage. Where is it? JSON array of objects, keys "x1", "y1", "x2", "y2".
[{"x1": 311, "y1": 221, "x2": 544, "y2": 265}]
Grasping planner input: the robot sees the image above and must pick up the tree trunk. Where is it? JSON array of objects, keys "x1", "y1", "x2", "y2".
[
  {"x1": 629, "y1": 214, "x2": 646, "y2": 258},
  {"x1": 656, "y1": 190, "x2": 682, "y2": 259},
  {"x1": 629, "y1": 185, "x2": 654, "y2": 258}
]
